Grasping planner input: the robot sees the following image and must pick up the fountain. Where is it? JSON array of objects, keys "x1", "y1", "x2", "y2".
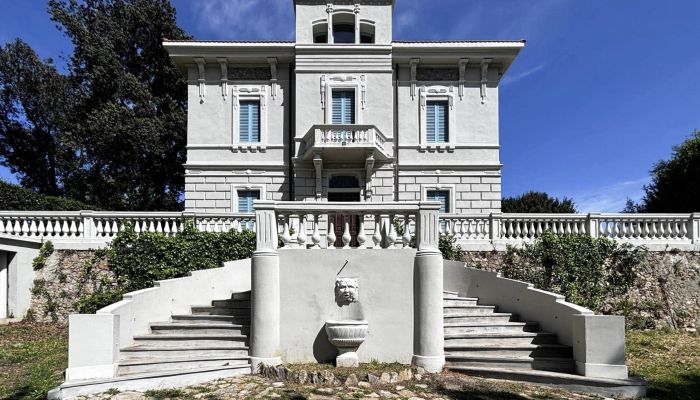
[{"x1": 325, "y1": 277, "x2": 368, "y2": 367}]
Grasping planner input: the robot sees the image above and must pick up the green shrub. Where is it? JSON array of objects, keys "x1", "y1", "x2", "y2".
[
  {"x1": 501, "y1": 231, "x2": 648, "y2": 311},
  {"x1": 393, "y1": 218, "x2": 465, "y2": 261},
  {"x1": 31, "y1": 241, "x2": 54, "y2": 270},
  {"x1": 0, "y1": 180, "x2": 97, "y2": 211}
]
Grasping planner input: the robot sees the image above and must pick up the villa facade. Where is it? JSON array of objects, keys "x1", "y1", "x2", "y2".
[{"x1": 164, "y1": 0, "x2": 524, "y2": 216}]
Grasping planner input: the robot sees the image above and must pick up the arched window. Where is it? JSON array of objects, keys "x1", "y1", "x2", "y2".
[
  {"x1": 359, "y1": 22, "x2": 375, "y2": 44},
  {"x1": 333, "y1": 12, "x2": 355, "y2": 44},
  {"x1": 313, "y1": 21, "x2": 328, "y2": 43}
]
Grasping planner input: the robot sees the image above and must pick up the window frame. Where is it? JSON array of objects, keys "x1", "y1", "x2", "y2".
[
  {"x1": 232, "y1": 185, "x2": 266, "y2": 213},
  {"x1": 324, "y1": 81, "x2": 362, "y2": 124},
  {"x1": 331, "y1": 89, "x2": 356, "y2": 125},
  {"x1": 232, "y1": 85, "x2": 268, "y2": 148},
  {"x1": 425, "y1": 100, "x2": 449, "y2": 143},
  {"x1": 238, "y1": 100, "x2": 261, "y2": 142},
  {"x1": 421, "y1": 184, "x2": 455, "y2": 214},
  {"x1": 419, "y1": 86, "x2": 455, "y2": 149}
]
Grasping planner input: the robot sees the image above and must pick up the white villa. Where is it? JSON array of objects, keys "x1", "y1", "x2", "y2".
[
  {"x1": 166, "y1": 0, "x2": 518, "y2": 220},
  {"x1": 13, "y1": 1, "x2": 700, "y2": 398}
]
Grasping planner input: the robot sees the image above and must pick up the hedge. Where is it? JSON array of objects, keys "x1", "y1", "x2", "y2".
[{"x1": 0, "y1": 180, "x2": 97, "y2": 211}]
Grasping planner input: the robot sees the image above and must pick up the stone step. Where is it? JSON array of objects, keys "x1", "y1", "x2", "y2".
[
  {"x1": 132, "y1": 334, "x2": 248, "y2": 348},
  {"x1": 444, "y1": 332, "x2": 559, "y2": 346},
  {"x1": 445, "y1": 344, "x2": 573, "y2": 358},
  {"x1": 443, "y1": 297, "x2": 479, "y2": 307},
  {"x1": 444, "y1": 322, "x2": 538, "y2": 335},
  {"x1": 150, "y1": 323, "x2": 249, "y2": 336},
  {"x1": 445, "y1": 355, "x2": 575, "y2": 373},
  {"x1": 446, "y1": 366, "x2": 647, "y2": 399},
  {"x1": 120, "y1": 346, "x2": 249, "y2": 360},
  {"x1": 117, "y1": 356, "x2": 250, "y2": 376},
  {"x1": 210, "y1": 299, "x2": 251, "y2": 308},
  {"x1": 444, "y1": 305, "x2": 496, "y2": 315},
  {"x1": 49, "y1": 365, "x2": 250, "y2": 399},
  {"x1": 443, "y1": 313, "x2": 516, "y2": 324},
  {"x1": 232, "y1": 291, "x2": 251, "y2": 301},
  {"x1": 191, "y1": 306, "x2": 251, "y2": 316},
  {"x1": 171, "y1": 314, "x2": 250, "y2": 325},
  {"x1": 443, "y1": 290, "x2": 459, "y2": 298}
]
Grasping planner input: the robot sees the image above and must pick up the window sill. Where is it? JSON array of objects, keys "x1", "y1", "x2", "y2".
[
  {"x1": 418, "y1": 145, "x2": 454, "y2": 153},
  {"x1": 231, "y1": 144, "x2": 267, "y2": 153}
]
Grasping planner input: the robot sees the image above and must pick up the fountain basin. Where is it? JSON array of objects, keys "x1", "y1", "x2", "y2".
[{"x1": 325, "y1": 320, "x2": 369, "y2": 367}]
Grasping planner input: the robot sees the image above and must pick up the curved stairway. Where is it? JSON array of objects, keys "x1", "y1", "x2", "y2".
[
  {"x1": 442, "y1": 290, "x2": 646, "y2": 398},
  {"x1": 443, "y1": 290, "x2": 574, "y2": 373},
  {"x1": 118, "y1": 290, "x2": 252, "y2": 376}
]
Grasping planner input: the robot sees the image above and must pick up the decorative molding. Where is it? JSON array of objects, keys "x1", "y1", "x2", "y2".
[
  {"x1": 217, "y1": 58, "x2": 228, "y2": 101},
  {"x1": 313, "y1": 152, "x2": 323, "y2": 199},
  {"x1": 360, "y1": 75, "x2": 367, "y2": 109},
  {"x1": 194, "y1": 57, "x2": 206, "y2": 103},
  {"x1": 354, "y1": 3, "x2": 360, "y2": 14},
  {"x1": 267, "y1": 57, "x2": 278, "y2": 100},
  {"x1": 458, "y1": 58, "x2": 469, "y2": 100},
  {"x1": 335, "y1": 277, "x2": 359, "y2": 306},
  {"x1": 364, "y1": 154, "x2": 375, "y2": 200},
  {"x1": 480, "y1": 58, "x2": 492, "y2": 104},
  {"x1": 409, "y1": 58, "x2": 420, "y2": 100},
  {"x1": 416, "y1": 68, "x2": 459, "y2": 82},
  {"x1": 229, "y1": 67, "x2": 271, "y2": 81},
  {"x1": 419, "y1": 85, "x2": 456, "y2": 147},
  {"x1": 320, "y1": 75, "x2": 327, "y2": 109}
]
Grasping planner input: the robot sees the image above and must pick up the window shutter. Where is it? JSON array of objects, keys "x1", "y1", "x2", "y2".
[
  {"x1": 426, "y1": 101, "x2": 448, "y2": 143},
  {"x1": 239, "y1": 101, "x2": 260, "y2": 142},
  {"x1": 332, "y1": 90, "x2": 355, "y2": 124},
  {"x1": 237, "y1": 190, "x2": 261, "y2": 213},
  {"x1": 427, "y1": 190, "x2": 450, "y2": 213}
]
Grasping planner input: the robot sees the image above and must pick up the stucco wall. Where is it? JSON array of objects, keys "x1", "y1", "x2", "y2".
[
  {"x1": 0, "y1": 237, "x2": 41, "y2": 319},
  {"x1": 278, "y1": 249, "x2": 416, "y2": 363}
]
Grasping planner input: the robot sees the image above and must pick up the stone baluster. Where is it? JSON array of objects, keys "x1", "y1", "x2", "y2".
[
  {"x1": 402, "y1": 214, "x2": 412, "y2": 249},
  {"x1": 280, "y1": 215, "x2": 292, "y2": 248},
  {"x1": 327, "y1": 218, "x2": 336, "y2": 249},
  {"x1": 311, "y1": 213, "x2": 322, "y2": 249},
  {"x1": 387, "y1": 214, "x2": 396, "y2": 248},
  {"x1": 372, "y1": 214, "x2": 382, "y2": 248},
  {"x1": 357, "y1": 213, "x2": 367, "y2": 249},
  {"x1": 296, "y1": 214, "x2": 307, "y2": 248},
  {"x1": 342, "y1": 220, "x2": 351, "y2": 248}
]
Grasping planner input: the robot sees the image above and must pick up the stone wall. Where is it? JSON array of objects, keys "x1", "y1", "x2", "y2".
[
  {"x1": 463, "y1": 250, "x2": 700, "y2": 331},
  {"x1": 27, "y1": 249, "x2": 112, "y2": 323}
]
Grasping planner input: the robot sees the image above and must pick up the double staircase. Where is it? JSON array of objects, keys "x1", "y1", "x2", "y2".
[
  {"x1": 443, "y1": 290, "x2": 575, "y2": 374},
  {"x1": 117, "y1": 291, "x2": 252, "y2": 378}
]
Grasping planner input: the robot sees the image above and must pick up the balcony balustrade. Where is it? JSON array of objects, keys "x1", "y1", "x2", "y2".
[{"x1": 298, "y1": 124, "x2": 392, "y2": 161}]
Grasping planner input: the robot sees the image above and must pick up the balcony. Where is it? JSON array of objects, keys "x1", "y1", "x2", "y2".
[{"x1": 298, "y1": 124, "x2": 392, "y2": 162}]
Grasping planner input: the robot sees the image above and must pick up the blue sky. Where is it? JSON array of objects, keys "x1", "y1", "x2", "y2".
[{"x1": 1, "y1": 0, "x2": 699, "y2": 212}]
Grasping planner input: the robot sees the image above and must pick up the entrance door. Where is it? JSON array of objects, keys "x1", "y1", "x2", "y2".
[{"x1": 0, "y1": 252, "x2": 7, "y2": 319}]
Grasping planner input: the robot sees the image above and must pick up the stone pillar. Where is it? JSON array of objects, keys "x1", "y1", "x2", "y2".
[
  {"x1": 412, "y1": 201, "x2": 445, "y2": 372},
  {"x1": 250, "y1": 201, "x2": 281, "y2": 371},
  {"x1": 572, "y1": 315, "x2": 629, "y2": 379}
]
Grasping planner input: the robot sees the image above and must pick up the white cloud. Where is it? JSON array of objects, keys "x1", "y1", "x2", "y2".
[
  {"x1": 570, "y1": 178, "x2": 649, "y2": 213},
  {"x1": 187, "y1": 0, "x2": 294, "y2": 40},
  {"x1": 501, "y1": 63, "x2": 546, "y2": 86}
]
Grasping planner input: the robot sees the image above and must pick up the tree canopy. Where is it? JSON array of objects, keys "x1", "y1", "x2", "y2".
[
  {"x1": 0, "y1": 0, "x2": 190, "y2": 210},
  {"x1": 625, "y1": 130, "x2": 700, "y2": 213},
  {"x1": 502, "y1": 191, "x2": 577, "y2": 213}
]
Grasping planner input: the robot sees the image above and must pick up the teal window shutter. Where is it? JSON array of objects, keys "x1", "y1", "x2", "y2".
[
  {"x1": 237, "y1": 190, "x2": 260, "y2": 213},
  {"x1": 426, "y1": 101, "x2": 448, "y2": 143},
  {"x1": 332, "y1": 90, "x2": 355, "y2": 124},
  {"x1": 427, "y1": 190, "x2": 450, "y2": 213},
  {"x1": 239, "y1": 101, "x2": 260, "y2": 142}
]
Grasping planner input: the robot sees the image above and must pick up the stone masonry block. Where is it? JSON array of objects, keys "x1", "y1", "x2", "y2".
[
  {"x1": 416, "y1": 177, "x2": 437, "y2": 184},
  {"x1": 215, "y1": 200, "x2": 231, "y2": 209},
  {"x1": 491, "y1": 184, "x2": 502, "y2": 192},
  {"x1": 374, "y1": 186, "x2": 393, "y2": 195},
  {"x1": 205, "y1": 176, "x2": 226, "y2": 183},
  {"x1": 456, "y1": 184, "x2": 471, "y2": 192},
  {"x1": 438, "y1": 176, "x2": 461, "y2": 184},
  {"x1": 406, "y1": 184, "x2": 420, "y2": 192},
  {"x1": 491, "y1": 201, "x2": 502, "y2": 209},
  {"x1": 185, "y1": 184, "x2": 196, "y2": 192},
  {"x1": 471, "y1": 201, "x2": 491, "y2": 209},
  {"x1": 481, "y1": 176, "x2": 501, "y2": 184},
  {"x1": 460, "y1": 177, "x2": 481, "y2": 183},
  {"x1": 187, "y1": 192, "x2": 205, "y2": 200},
  {"x1": 196, "y1": 184, "x2": 216, "y2": 191},
  {"x1": 460, "y1": 192, "x2": 481, "y2": 200},
  {"x1": 186, "y1": 176, "x2": 206, "y2": 183},
  {"x1": 216, "y1": 184, "x2": 231, "y2": 192},
  {"x1": 206, "y1": 192, "x2": 226, "y2": 200},
  {"x1": 399, "y1": 177, "x2": 415, "y2": 184},
  {"x1": 249, "y1": 176, "x2": 273, "y2": 184},
  {"x1": 399, "y1": 191, "x2": 417, "y2": 201},
  {"x1": 375, "y1": 170, "x2": 394, "y2": 178},
  {"x1": 196, "y1": 200, "x2": 216, "y2": 208},
  {"x1": 471, "y1": 184, "x2": 490, "y2": 192},
  {"x1": 226, "y1": 177, "x2": 250, "y2": 184},
  {"x1": 481, "y1": 192, "x2": 501, "y2": 200}
]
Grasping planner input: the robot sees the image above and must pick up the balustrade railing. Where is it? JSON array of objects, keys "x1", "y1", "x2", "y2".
[
  {"x1": 2, "y1": 209, "x2": 698, "y2": 251},
  {"x1": 301, "y1": 124, "x2": 390, "y2": 157},
  {"x1": 0, "y1": 211, "x2": 255, "y2": 246}
]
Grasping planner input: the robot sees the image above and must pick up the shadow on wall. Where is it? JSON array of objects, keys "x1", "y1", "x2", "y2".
[{"x1": 313, "y1": 324, "x2": 337, "y2": 363}]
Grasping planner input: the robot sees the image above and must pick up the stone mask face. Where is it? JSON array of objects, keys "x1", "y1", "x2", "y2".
[{"x1": 335, "y1": 277, "x2": 359, "y2": 306}]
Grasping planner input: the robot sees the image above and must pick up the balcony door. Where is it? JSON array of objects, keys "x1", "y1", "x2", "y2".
[{"x1": 328, "y1": 175, "x2": 360, "y2": 247}]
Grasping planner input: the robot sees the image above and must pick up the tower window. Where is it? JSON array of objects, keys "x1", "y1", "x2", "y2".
[
  {"x1": 360, "y1": 23, "x2": 375, "y2": 44},
  {"x1": 313, "y1": 22, "x2": 328, "y2": 43},
  {"x1": 333, "y1": 23, "x2": 354, "y2": 43}
]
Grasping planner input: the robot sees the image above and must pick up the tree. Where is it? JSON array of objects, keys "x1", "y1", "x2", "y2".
[
  {"x1": 628, "y1": 131, "x2": 700, "y2": 213},
  {"x1": 0, "y1": 0, "x2": 190, "y2": 210},
  {"x1": 502, "y1": 191, "x2": 577, "y2": 213}
]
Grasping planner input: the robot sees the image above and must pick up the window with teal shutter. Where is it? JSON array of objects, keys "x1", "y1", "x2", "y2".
[
  {"x1": 426, "y1": 101, "x2": 448, "y2": 143},
  {"x1": 427, "y1": 190, "x2": 450, "y2": 213},
  {"x1": 332, "y1": 90, "x2": 355, "y2": 124},
  {"x1": 237, "y1": 190, "x2": 260, "y2": 213},
  {"x1": 239, "y1": 101, "x2": 260, "y2": 142}
]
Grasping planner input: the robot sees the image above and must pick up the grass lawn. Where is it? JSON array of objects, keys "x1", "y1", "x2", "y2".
[
  {"x1": 0, "y1": 323, "x2": 698, "y2": 400},
  {"x1": 0, "y1": 323, "x2": 68, "y2": 400},
  {"x1": 626, "y1": 330, "x2": 700, "y2": 400}
]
